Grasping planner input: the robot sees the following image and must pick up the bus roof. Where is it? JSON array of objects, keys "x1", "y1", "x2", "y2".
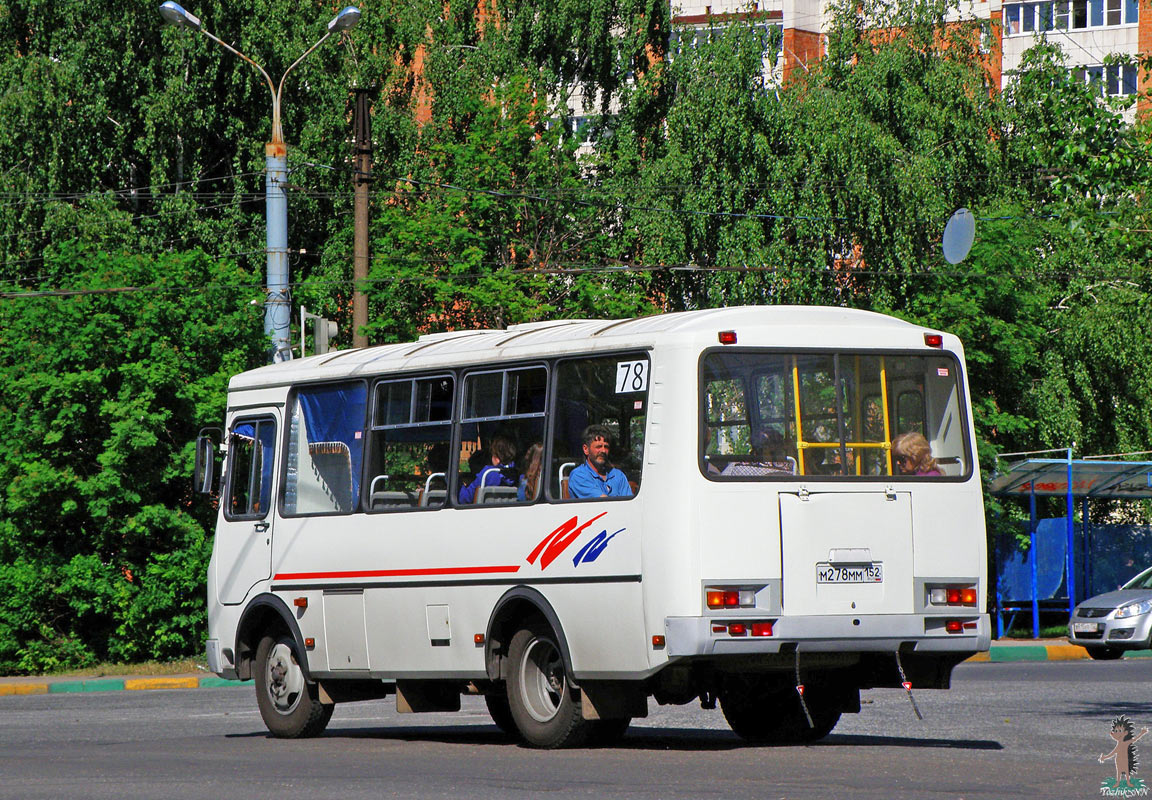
[{"x1": 229, "y1": 305, "x2": 955, "y2": 390}]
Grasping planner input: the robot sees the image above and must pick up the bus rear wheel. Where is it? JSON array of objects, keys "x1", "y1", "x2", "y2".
[
  {"x1": 254, "y1": 633, "x2": 333, "y2": 738},
  {"x1": 720, "y1": 681, "x2": 842, "y2": 744},
  {"x1": 484, "y1": 691, "x2": 517, "y2": 737},
  {"x1": 506, "y1": 622, "x2": 590, "y2": 748}
]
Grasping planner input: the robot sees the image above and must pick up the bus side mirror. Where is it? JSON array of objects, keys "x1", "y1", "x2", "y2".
[{"x1": 194, "y1": 428, "x2": 222, "y2": 494}]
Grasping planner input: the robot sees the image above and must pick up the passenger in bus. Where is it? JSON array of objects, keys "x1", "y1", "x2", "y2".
[
  {"x1": 458, "y1": 436, "x2": 519, "y2": 503},
  {"x1": 892, "y1": 432, "x2": 942, "y2": 476},
  {"x1": 720, "y1": 430, "x2": 794, "y2": 476},
  {"x1": 518, "y1": 442, "x2": 543, "y2": 501},
  {"x1": 568, "y1": 424, "x2": 632, "y2": 499}
]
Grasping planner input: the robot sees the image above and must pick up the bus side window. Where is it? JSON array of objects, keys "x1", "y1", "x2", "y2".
[
  {"x1": 366, "y1": 375, "x2": 454, "y2": 511},
  {"x1": 457, "y1": 366, "x2": 547, "y2": 506},
  {"x1": 226, "y1": 418, "x2": 276, "y2": 519},
  {"x1": 550, "y1": 354, "x2": 648, "y2": 500},
  {"x1": 896, "y1": 391, "x2": 925, "y2": 435},
  {"x1": 283, "y1": 382, "x2": 367, "y2": 516}
]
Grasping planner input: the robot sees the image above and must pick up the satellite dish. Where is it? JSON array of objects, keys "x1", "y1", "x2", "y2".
[{"x1": 942, "y1": 208, "x2": 975, "y2": 265}]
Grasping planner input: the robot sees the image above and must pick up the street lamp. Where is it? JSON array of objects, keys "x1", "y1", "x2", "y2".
[{"x1": 159, "y1": 2, "x2": 361, "y2": 363}]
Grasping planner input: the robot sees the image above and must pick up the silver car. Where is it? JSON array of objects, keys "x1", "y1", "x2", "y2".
[{"x1": 1068, "y1": 566, "x2": 1152, "y2": 660}]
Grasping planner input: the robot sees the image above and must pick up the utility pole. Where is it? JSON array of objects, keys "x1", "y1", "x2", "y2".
[
  {"x1": 352, "y1": 87, "x2": 373, "y2": 349},
  {"x1": 158, "y1": 2, "x2": 362, "y2": 363}
]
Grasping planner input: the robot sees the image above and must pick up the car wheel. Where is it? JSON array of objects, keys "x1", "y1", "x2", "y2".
[{"x1": 1086, "y1": 646, "x2": 1124, "y2": 661}]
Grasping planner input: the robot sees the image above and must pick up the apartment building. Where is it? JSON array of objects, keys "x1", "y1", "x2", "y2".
[{"x1": 671, "y1": 0, "x2": 1146, "y2": 117}]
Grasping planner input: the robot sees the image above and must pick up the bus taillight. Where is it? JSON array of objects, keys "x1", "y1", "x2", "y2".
[
  {"x1": 751, "y1": 622, "x2": 773, "y2": 637},
  {"x1": 706, "y1": 588, "x2": 756, "y2": 609},
  {"x1": 928, "y1": 584, "x2": 978, "y2": 607},
  {"x1": 945, "y1": 620, "x2": 964, "y2": 634},
  {"x1": 924, "y1": 333, "x2": 944, "y2": 348}
]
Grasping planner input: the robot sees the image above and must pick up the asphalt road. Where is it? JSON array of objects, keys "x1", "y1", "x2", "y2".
[{"x1": 1, "y1": 659, "x2": 1149, "y2": 799}]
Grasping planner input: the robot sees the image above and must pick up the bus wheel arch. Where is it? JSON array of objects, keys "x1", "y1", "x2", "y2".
[
  {"x1": 484, "y1": 587, "x2": 574, "y2": 684},
  {"x1": 235, "y1": 594, "x2": 309, "y2": 682}
]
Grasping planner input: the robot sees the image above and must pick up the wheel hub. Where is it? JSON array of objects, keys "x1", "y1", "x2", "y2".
[{"x1": 265, "y1": 642, "x2": 305, "y2": 714}]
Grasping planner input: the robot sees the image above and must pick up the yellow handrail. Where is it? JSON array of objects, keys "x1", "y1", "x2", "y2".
[{"x1": 792, "y1": 356, "x2": 805, "y2": 475}]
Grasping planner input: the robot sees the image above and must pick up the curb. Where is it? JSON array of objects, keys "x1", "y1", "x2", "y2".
[
  {"x1": 966, "y1": 644, "x2": 1152, "y2": 663},
  {"x1": 3, "y1": 645, "x2": 1150, "y2": 696},
  {"x1": 0, "y1": 675, "x2": 246, "y2": 697}
]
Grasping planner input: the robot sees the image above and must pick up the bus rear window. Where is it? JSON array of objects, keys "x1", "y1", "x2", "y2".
[{"x1": 701, "y1": 351, "x2": 970, "y2": 480}]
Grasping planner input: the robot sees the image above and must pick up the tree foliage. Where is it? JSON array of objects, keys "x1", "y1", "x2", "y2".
[{"x1": 1, "y1": 0, "x2": 1151, "y2": 669}]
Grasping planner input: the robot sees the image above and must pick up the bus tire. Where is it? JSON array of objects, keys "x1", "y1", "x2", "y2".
[
  {"x1": 720, "y1": 682, "x2": 841, "y2": 744},
  {"x1": 506, "y1": 622, "x2": 590, "y2": 748},
  {"x1": 484, "y1": 691, "x2": 518, "y2": 738},
  {"x1": 254, "y1": 633, "x2": 333, "y2": 738}
]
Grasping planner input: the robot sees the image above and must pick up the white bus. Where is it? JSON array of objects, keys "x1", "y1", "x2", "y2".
[{"x1": 195, "y1": 305, "x2": 989, "y2": 747}]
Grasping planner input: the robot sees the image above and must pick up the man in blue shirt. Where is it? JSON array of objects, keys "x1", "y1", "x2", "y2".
[{"x1": 568, "y1": 424, "x2": 632, "y2": 499}]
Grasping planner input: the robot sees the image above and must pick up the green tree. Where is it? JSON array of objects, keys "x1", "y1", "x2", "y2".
[{"x1": 0, "y1": 246, "x2": 264, "y2": 671}]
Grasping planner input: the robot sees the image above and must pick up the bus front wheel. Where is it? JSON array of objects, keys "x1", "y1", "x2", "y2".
[
  {"x1": 254, "y1": 633, "x2": 333, "y2": 738},
  {"x1": 506, "y1": 623, "x2": 590, "y2": 748}
]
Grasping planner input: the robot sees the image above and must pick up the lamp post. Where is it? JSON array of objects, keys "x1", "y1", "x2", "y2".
[{"x1": 159, "y1": 2, "x2": 361, "y2": 363}]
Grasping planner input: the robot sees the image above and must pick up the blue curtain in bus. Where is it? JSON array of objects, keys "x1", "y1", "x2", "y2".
[{"x1": 298, "y1": 384, "x2": 367, "y2": 499}]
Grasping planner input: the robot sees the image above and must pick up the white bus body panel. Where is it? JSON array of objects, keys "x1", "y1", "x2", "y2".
[{"x1": 205, "y1": 306, "x2": 990, "y2": 691}]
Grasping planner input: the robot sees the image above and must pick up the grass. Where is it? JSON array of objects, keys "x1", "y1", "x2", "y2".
[
  {"x1": 40, "y1": 659, "x2": 209, "y2": 679},
  {"x1": 999, "y1": 624, "x2": 1069, "y2": 640}
]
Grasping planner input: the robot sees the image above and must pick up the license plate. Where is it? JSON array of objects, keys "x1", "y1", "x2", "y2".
[
  {"x1": 816, "y1": 563, "x2": 883, "y2": 584},
  {"x1": 1072, "y1": 622, "x2": 1100, "y2": 634}
]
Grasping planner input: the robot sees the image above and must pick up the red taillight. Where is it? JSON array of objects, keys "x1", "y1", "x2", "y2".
[
  {"x1": 924, "y1": 333, "x2": 943, "y2": 348},
  {"x1": 728, "y1": 623, "x2": 747, "y2": 636},
  {"x1": 945, "y1": 620, "x2": 963, "y2": 634},
  {"x1": 946, "y1": 588, "x2": 962, "y2": 605},
  {"x1": 718, "y1": 330, "x2": 738, "y2": 345},
  {"x1": 724, "y1": 591, "x2": 740, "y2": 607},
  {"x1": 751, "y1": 622, "x2": 773, "y2": 637}
]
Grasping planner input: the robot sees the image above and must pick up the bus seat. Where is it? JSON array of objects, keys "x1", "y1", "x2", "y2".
[
  {"x1": 372, "y1": 490, "x2": 417, "y2": 509},
  {"x1": 420, "y1": 489, "x2": 447, "y2": 507},
  {"x1": 477, "y1": 485, "x2": 519, "y2": 504},
  {"x1": 558, "y1": 462, "x2": 575, "y2": 500}
]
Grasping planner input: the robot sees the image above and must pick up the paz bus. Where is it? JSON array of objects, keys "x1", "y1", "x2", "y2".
[{"x1": 194, "y1": 305, "x2": 989, "y2": 748}]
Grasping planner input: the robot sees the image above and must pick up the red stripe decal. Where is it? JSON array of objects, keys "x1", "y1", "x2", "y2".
[{"x1": 273, "y1": 565, "x2": 521, "y2": 581}]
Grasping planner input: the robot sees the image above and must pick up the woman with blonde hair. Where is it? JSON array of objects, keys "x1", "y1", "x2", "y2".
[
  {"x1": 891, "y1": 432, "x2": 941, "y2": 476},
  {"x1": 519, "y1": 442, "x2": 544, "y2": 501}
]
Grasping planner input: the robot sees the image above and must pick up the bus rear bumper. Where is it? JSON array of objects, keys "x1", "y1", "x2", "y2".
[{"x1": 665, "y1": 613, "x2": 991, "y2": 657}]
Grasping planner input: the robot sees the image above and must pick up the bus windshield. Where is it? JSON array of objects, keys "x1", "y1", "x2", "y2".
[{"x1": 701, "y1": 350, "x2": 971, "y2": 479}]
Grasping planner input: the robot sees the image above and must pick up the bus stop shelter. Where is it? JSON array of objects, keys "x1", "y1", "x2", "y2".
[{"x1": 987, "y1": 454, "x2": 1152, "y2": 638}]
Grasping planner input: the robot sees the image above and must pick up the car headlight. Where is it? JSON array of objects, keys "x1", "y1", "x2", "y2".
[{"x1": 1115, "y1": 600, "x2": 1152, "y2": 619}]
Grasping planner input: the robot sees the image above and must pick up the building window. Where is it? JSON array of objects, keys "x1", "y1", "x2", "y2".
[
  {"x1": 1004, "y1": 0, "x2": 1133, "y2": 33},
  {"x1": 1071, "y1": 63, "x2": 1138, "y2": 96}
]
